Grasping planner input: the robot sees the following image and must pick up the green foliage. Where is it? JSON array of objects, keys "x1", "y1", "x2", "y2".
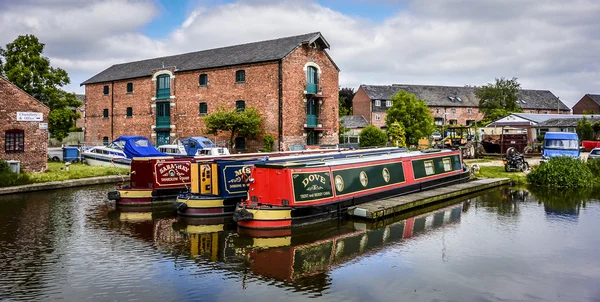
[
  {"x1": 0, "y1": 35, "x2": 82, "y2": 142},
  {"x1": 339, "y1": 119, "x2": 349, "y2": 141},
  {"x1": 49, "y1": 108, "x2": 80, "y2": 141},
  {"x1": 203, "y1": 106, "x2": 263, "y2": 151},
  {"x1": 475, "y1": 77, "x2": 522, "y2": 120},
  {"x1": 359, "y1": 125, "x2": 387, "y2": 147},
  {"x1": 536, "y1": 133, "x2": 545, "y2": 143},
  {"x1": 593, "y1": 122, "x2": 600, "y2": 140},
  {"x1": 262, "y1": 134, "x2": 275, "y2": 152},
  {"x1": 69, "y1": 126, "x2": 83, "y2": 132},
  {"x1": 387, "y1": 121, "x2": 407, "y2": 148},
  {"x1": 576, "y1": 117, "x2": 594, "y2": 141},
  {"x1": 527, "y1": 157, "x2": 593, "y2": 188},
  {"x1": 0, "y1": 160, "x2": 11, "y2": 174},
  {"x1": 587, "y1": 158, "x2": 600, "y2": 177},
  {"x1": 385, "y1": 90, "x2": 435, "y2": 145},
  {"x1": 338, "y1": 87, "x2": 354, "y2": 116}
]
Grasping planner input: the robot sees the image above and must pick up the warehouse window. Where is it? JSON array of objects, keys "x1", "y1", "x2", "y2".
[
  {"x1": 126, "y1": 107, "x2": 133, "y2": 117},
  {"x1": 5, "y1": 130, "x2": 24, "y2": 153},
  {"x1": 236, "y1": 100, "x2": 245, "y2": 112},
  {"x1": 199, "y1": 102, "x2": 208, "y2": 114},
  {"x1": 103, "y1": 109, "x2": 109, "y2": 118},
  {"x1": 103, "y1": 85, "x2": 109, "y2": 95},
  {"x1": 235, "y1": 70, "x2": 245, "y2": 83},
  {"x1": 103, "y1": 137, "x2": 109, "y2": 146},
  {"x1": 199, "y1": 74, "x2": 208, "y2": 86},
  {"x1": 235, "y1": 137, "x2": 246, "y2": 150},
  {"x1": 126, "y1": 83, "x2": 133, "y2": 93}
]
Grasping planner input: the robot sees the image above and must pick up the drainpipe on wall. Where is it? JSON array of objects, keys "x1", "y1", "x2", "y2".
[
  {"x1": 111, "y1": 81, "x2": 114, "y2": 140},
  {"x1": 278, "y1": 60, "x2": 283, "y2": 151}
]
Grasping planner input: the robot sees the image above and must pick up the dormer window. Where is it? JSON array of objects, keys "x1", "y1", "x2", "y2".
[{"x1": 375, "y1": 100, "x2": 381, "y2": 107}]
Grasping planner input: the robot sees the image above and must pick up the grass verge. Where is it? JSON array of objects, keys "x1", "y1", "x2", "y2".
[
  {"x1": 0, "y1": 162, "x2": 129, "y2": 187},
  {"x1": 473, "y1": 165, "x2": 528, "y2": 185}
]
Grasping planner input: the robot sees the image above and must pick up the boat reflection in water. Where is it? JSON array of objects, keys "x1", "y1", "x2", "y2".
[{"x1": 167, "y1": 200, "x2": 468, "y2": 286}]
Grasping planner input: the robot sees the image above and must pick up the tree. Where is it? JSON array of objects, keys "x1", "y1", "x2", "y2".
[
  {"x1": 203, "y1": 107, "x2": 263, "y2": 151},
  {"x1": 387, "y1": 121, "x2": 407, "y2": 148},
  {"x1": 339, "y1": 119, "x2": 349, "y2": 143},
  {"x1": 475, "y1": 77, "x2": 522, "y2": 119},
  {"x1": 262, "y1": 134, "x2": 275, "y2": 152},
  {"x1": 576, "y1": 117, "x2": 594, "y2": 141},
  {"x1": 359, "y1": 125, "x2": 387, "y2": 147},
  {"x1": 338, "y1": 87, "x2": 354, "y2": 116},
  {"x1": 0, "y1": 34, "x2": 81, "y2": 141},
  {"x1": 593, "y1": 121, "x2": 600, "y2": 140},
  {"x1": 385, "y1": 90, "x2": 435, "y2": 145}
]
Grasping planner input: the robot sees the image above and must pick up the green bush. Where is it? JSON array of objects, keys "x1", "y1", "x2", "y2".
[
  {"x1": 0, "y1": 160, "x2": 11, "y2": 174},
  {"x1": 587, "y1": 158, "x2": 600, "y2": 177},
  {"x1": 262, "y1": 134, "x2": 275, "y2": 152},
  {"x1": 359, "y1": 125, "x2": 387, "y2": 147},
  {"x1": 527, "y1": 157, "x2": 593, "y2": 188}
]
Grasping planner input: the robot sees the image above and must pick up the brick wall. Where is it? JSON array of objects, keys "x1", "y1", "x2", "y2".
[
  {"x1": 430, "y1": 106, "x2": 485, "y2": 126},
  {"x1": 281, "y1": 45, "x2": 339, "y2": 149},
  {"x1": 0, "y1": 77, "x2": 50, "y2": 172},
  {"x1": 572, "y1": 95, "x2": 600, "y2": 114},
  {"x1": 84, "y1": 46, "x2": 339, "y2": 152},
  {"x1": 352, "y1": 87, "x2": 372, "y2": 124}
]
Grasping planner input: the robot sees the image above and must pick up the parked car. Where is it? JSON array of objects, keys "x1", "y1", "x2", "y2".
[
  {"x1": 431, "y1": 132, "x2": 442, "y2": 140},
  {"x1": 589, "y1": 147, "x2": 600, "y2": 161},
  {"x1": 541, "y1": 132, "x2": 580, "y2": 162}
]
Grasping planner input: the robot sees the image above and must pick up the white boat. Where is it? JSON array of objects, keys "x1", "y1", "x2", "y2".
[
  {"x1": 158, "y1": 136, "x2": 230, "y2": 156},
  {"x1": 82, "y1": 136, "x2": 166, "y2": 168}
]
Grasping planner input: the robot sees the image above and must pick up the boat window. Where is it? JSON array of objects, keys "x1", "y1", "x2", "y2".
[
  {"x1": 443, "y1": 158, "x2": 452, "y2": 171},
  {"x1": 544, "y1": 139, "x2": 578, "y2": 150},
  {"x1": 134, "y1": 139, "x2": 149, "y2": 147},
  {"x1": 591, "y1": 149, "x2": 600, "y2": 155},
  {"x1": 424, "y1": 160, "x2": 435, "y2": 175}
]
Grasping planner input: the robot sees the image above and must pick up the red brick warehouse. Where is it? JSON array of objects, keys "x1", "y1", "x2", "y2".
[{"x1": 81, "y1": 32, "x2": 340, "y2": 152}]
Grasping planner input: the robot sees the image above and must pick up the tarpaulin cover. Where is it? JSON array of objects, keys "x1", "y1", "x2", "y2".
[{"x1": 114, "y1": 136, "x2": 166, "y2": 158}]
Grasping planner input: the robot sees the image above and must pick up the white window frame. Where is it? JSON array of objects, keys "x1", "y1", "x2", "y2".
[
  {"x1": 375, "y1": 114, "x2": 381, "y2": 121},
  {"x1": 386, "y1": 100, "x2": 392, "y2": 107},
  {"x1": 424, "y1": 160, "x2": 435, "y2": 175},
  {"x1": 451, "y1": 108, "x2": 456, "y2": 113},
  {"x1": 443, "y1": 158, "x2": 452, "y2": 171},
  {"x1": 467, "y1": 108, "x2": 472, "y2": 115},
  {"x1": 375, "y1": 100, "x2": 381, "y2": 107}
]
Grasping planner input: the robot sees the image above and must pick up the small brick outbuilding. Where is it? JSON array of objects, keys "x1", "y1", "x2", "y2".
[{"x1": 0, "y1": 76, "x2": 50, "y2": 172}]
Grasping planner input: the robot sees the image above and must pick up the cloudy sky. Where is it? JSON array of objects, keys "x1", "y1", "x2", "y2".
[{"x1": 1, "y1": 0, "x2": 599, "y2": 108}]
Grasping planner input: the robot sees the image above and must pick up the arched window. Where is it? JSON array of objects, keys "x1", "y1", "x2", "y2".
[
  {"x1": 306, "y1": 66, "x2": 319, "y2": 94},
  {"x1": 156, "y1": 74, "x2": 170, "y2": 99},
  {"x1": 235, "y1": 70, "x2": 245, "y2": 83},
  {"x1": 199, "y1": 74, "x2": 208, "y2": 86}
]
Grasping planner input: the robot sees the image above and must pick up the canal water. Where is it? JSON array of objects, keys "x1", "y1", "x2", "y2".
[{"x1": 1, "y1": 185, "x2": 599, "y2": 301}]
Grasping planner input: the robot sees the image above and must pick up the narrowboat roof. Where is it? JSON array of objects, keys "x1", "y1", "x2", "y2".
[
  {"x1": 544, "y1": 132, "x2": 579, "y2": 139},
  {"x1": 255, "y1": 149, "x2": 457, "y2": 169}
]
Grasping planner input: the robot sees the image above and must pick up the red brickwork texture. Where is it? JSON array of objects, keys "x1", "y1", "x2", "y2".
[
  {"x1": 85, "y1": 46, "x2": 339, "y2": 152},
  {"x1": 572, "y1": 95, "x2": 600, "y2": 114},
  {"x1": 0, "y1": 77, "x2": 50, "y2": 172},
  {"x1": 352, "y1": 87, "x2": 372, "y2": 124}
]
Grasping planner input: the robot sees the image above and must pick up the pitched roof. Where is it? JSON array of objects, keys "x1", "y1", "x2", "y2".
[
  {"x1": 536, "y1": 116, "x2": 600, "y2": 128},
  {"x1": 81, "y1": 32, "x2": 332, "y2": 85},
  {"x1": 359, "y1": 84, "x2": 570, "y2": 111},
  {"x1": 0, "y1": 76, "x2": 50, "y2": 110},
  {"x1": 340, "y1": 115, "x2": 369, "y2": 128},
  {"x1": 586, "y1": 94, "x2": 600, "y2": 106},
  {"x1": 512, "y1": 113, "x2": 591, "y2": 124}
]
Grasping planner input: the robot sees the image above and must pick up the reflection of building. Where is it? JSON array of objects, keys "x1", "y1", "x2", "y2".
[
  {"x1": 82, "y1": 32, "x2": 339, "y2": 151},
  {"x1": 0, "y1": 76, "x2": 50, "y2": 172}
]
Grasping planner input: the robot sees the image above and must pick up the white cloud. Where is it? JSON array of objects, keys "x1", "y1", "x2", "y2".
[{"x1": 1, "y1": 0, "x2": 599, "y2": 107}]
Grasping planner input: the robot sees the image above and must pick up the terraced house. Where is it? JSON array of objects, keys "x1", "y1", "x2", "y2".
[
  {"x1": 353, "y1": 84, "x2": 570, "y2": 128},
  {"x1": 81, "y1": 32, "x2": 339, "y2": 151}
]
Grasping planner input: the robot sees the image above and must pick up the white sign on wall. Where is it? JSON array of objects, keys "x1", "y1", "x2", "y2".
[
  {"x1": 17, "y1": 112, "x2": 43, "y2": 122},
  {"x1": 39, "y1": 123, "x2": 48, "y2": 129}
]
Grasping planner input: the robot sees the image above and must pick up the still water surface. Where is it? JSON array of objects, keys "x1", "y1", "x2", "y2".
[{"x1": 1, "y1": 185, "x2": 599, "y2": 301}]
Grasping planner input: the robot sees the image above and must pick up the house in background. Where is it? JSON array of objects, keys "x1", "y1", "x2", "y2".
[
  {"x1": 339, "y1": 115, "x2": 369, "y2": 144},
  {"x1": 74, "y1": 94, "x2": 86, "y2": 130},
  {"x1": 0, "y1": 76, "x2": 50, "y2": 172},
  {"x1": 572, "y1": 94, "x2": 600, "y2": 114},
  {"x1": 353, "y1": 84, "x2": 570, "y2": 128},
  {"x1": 81, "y1": 32, "x2": 339, "y2": 151}
]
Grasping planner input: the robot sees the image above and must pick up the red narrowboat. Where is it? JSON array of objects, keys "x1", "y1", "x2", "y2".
[
  {"x1": 233, "y1": 149, "x2": 470, "y2": 229},
  {"x1": 108, "y1": 148, "x2": 352, "y2": 206}
]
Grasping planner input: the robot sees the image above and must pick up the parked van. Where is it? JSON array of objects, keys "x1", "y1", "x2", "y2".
[{"x1": 541, "y1": 132, "x2": 580, "y2": 162}]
